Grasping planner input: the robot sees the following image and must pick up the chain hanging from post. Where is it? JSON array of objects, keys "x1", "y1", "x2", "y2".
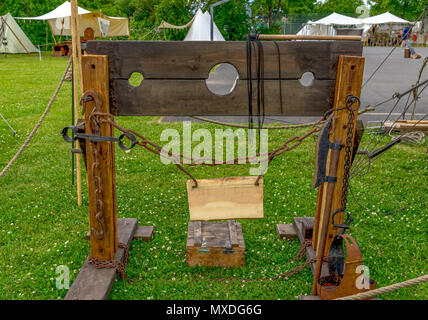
[
  {"x1": 80, "y1": 91, "x2": 107, "y2": 240},
  {"x1": 331, "y1": 95, "x2": 360, "y2": 234},
  {"x1": 89, "y1": 242, "x2": 132, "y2": 282}
]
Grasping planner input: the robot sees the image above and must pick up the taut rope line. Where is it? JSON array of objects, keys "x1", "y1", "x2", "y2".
[{"x1": 0, "y1": 57, "x2": 72, "y2": 178}]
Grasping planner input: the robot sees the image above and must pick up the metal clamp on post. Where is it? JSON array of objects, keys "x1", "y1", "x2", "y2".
[
  {"x1": 198, "y1": 239, "x2": 210, "y2": 254},
  {"x1": 61, "y1": 126, "x2": 138, "y2": 152},
  {"x1": 331, "y1": 209, "x2": 354, "y2": 235},
  {"x1": 223, "y1": 239, "x2": 234, "y2": 254}
]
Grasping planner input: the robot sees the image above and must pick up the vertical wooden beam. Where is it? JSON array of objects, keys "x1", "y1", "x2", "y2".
[
  {"x1": 313, "y1": 55, "x2": 365, "y2": 258},
  {"x1": 71, "y1": 0, "x2": 83, "y2": 206},
  {"x1": 82, "y1": 54, "x2": 118, "y2": 260}
]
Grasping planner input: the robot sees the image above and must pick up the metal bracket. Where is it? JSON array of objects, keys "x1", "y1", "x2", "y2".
[
  {"x1": 61, "y1": 125, "x2": 138, "y2": 152},
  {"x1": 198, "y1": 239, "x2": 210, "y2": 254},
  {"x1": 223, "y1": 239, "x2": 235, "y2": 254}
]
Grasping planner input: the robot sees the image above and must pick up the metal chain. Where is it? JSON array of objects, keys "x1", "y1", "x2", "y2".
[
  {"x1": 341, "y1": 95, "x2": 360, "y2": 210},
  {"x1": 191, "y1": 239, "x2": 316, "y2": 283},
  {"x1": 92, "y1": 113, "x2": 323, "y2": 187},
  {"x1": 88, "y1": 242, "x2": 132, "y2": 282},
  {"x1": 332, "y1": 95, "x2": 360, "y2": 233},
  {"x1": 81, "y1": 92, "x2": 106, "y2": 240}
]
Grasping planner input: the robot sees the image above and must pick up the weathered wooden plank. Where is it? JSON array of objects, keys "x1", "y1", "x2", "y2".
[
  {"x1": 276, "y1": 224, "x2": 297, "y2": 240},
  {"x1": 110, "y1": 78, "x2": 334, "y2": 116},
  {"x1": 85, "y1": 225, "x2": 154, "y2": 242},
  {"x1": 228, "y1": 220, "x2": 239, "y2": 247},
  {"x1": 293, "y1": 217, "x2": 329, "y2": 278},
  {"x1": 65, "y1": 218, "x2": 138, "y2": 300},
  {"x1": 82, "y1": 54, "x2": 117, "y2": 261},
  {"x1": 86, "y1": 40, "x2": 362, "y2": 80},
  {"x1": 194, "y1": 221, "x2": 202, "y2": 246},
  {"x1": 133, "y1": 226, "x2": 154, "y2": 241},
  {"x1": 187, "y1": 176, "x2": 264, "y2": 221}
]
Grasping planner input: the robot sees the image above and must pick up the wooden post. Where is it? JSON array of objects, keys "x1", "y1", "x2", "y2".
[
  {"x1": 71, "y1": 0, "x2": 83, "y2": 206},
  {"x1": 81, "y1": 55, "x2": 118, "y2": 260},
  {"x1": 312, "y1": 55, "x2": 365, "y2": 258}
]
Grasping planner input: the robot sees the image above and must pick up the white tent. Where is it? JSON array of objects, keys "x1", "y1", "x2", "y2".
[
  {"x1": 17, "y1": 1, "x2": 129, "y2": 38},
  {"x1": 297, "y1": 21, "x2": 336, "y2": 36},
  {"x1": 184, "y1": 9, "x2": 225, "y2": 41},
  {"x1": 0, "y1": 13, "x2": 38, "y2": 54},
  {"x1": 312, "y1": 12, "x2": 362, "y2": 26},
  {"x1": 362, "y1": 12, "x2": 409, "y2": 25},
  {"x1": 360, "y1": 12, "x2": 410, "y2": 40}
]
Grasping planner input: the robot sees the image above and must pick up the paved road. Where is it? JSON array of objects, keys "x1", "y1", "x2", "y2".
[{"x1": 162, "y1": 46, "x2": 428, "y2": 125}]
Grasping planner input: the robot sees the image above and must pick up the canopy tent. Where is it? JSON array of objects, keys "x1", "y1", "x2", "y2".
[
  {"x1": 311, "y1": 12, "x2": 363, "y2": 26},
  {"x1": 360, "y1": 12, "x2": 410, "y2": 42},
  {"x1": 0, "y1": 13, "x2": 38, "y2": 54},
  {"x1": 361, "y1": 12, "x2": 409, "y2": 25},
  {"x1": 158, "y1": 9, "x2": 225, "y2": 41},
  {"x1": 296, "y1": 21, "x2": 336, "y2": 36},
  {"x1": 158, "y1": 15, "x2": 195, "y2": 30},
  {"x1": 17, "y1": 1, "x2": 129, "y2": 38}
]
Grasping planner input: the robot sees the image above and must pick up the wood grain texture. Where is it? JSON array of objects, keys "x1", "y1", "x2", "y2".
[
  {"x1": 86, "y1": 40, "x2": 362, "y2": 80},
  {"x1": 186, "y1": 221, "x2": 245, "y2": 268},
  {"x1": 313, "y1": 55, "x2": 365, "y2": 257},
  {"x1": 293, "y1": 217, "x2": 329, "y2": 278},
  {"x1": 110, "y1": 78, "x2": 335, "y2": 116},
  {"x1": 82, "y1": 55, "x2": 118, "y2": 260},
  {"x1": 187, "y1": 176, "x2": 264, "y2": 221},
  {"x1": 133, "y1": 226, "x2": 154, "y2": 241},
  {"x1": 85, "y1": 225, "x2": 154, "y2": 242},
  {"x1": 65, "y1": 218, "x2": 137, "y2": 300},
  {"x1": 276, "y1": 223, "x2": 297, "y2": 240},
  {"x1": 85, "y1": 40, "x2": 362, "y2": 116}
]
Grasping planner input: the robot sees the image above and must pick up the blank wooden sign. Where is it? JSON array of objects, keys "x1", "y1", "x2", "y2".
[{"x1": 186, "y1": 176, "x2": 264, "y2": 221}]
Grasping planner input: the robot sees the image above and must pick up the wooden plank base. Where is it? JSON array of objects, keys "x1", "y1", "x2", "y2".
[
  {"x1": 85, "y1": 224, "x2": 154, "y2": 242},
  {"x1": 276, "y1": 224, "x2": 297, "y2": 240},
  {"x1": 65, "y1": 218, "x2": 138, "y2": 300},
  {"x1": 293, "y1": 217, "x2": 329, "y2": 278},
  {"x1": 134, "y1": 226, "x2": 154, "y2": 241}
]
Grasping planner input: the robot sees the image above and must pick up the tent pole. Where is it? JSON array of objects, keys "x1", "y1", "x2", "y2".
[
  {"x1": 47, "y1": 20, "x2": 57, "y2": 45},
  {"x1": 1, "y1": 16, "x2": 30, "y2": 55},
  {"x1": 71, "y1": 0, "x2": 83, "y2": 207}
]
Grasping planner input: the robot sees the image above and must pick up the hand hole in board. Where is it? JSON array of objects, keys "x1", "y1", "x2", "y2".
[
  {"x1": 128, "y1": 72, "x2": 144, "y2": 88},
  {"x1": 299, "y1": 72, "x2": 315, "y2": 87},
  {"x1": 205, "y1": 63, "x2": 239, "y2": 96}
]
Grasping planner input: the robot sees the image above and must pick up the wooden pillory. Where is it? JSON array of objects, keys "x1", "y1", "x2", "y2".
[{"x1": 63, "y1": 37, "x2": 375, "y2": 300}]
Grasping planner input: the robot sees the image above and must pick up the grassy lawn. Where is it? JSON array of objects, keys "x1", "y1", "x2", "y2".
[{"x1": 0, "y1": 53, "x2": 426, "y2": 300}]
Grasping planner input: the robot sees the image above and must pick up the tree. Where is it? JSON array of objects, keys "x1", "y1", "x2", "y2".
[
  {"x1": 369, "y1": 0, "x2": 427, "y2": 21},
  {"x1": 210, "y1": 0, "x2": 251, "y2": 40},
  {"x1": 314, "y1": 0, "x2": 364, "y2": 16},
  {"x1": 251, "y1": 0, "x2": 283, "y2": 29}
]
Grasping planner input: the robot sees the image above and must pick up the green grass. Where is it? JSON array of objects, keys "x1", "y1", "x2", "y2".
[{"x1": 0, "y1": 53, "x2": 427, "y2": 300}]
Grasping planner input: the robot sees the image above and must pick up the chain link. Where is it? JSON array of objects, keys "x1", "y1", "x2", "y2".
[
  {"x1": 81, "y1": 92, "x2": 106, "y2": 240},
  {"x1": 88, "y1": 242, "x2": 132, "y2": 282},
  {"x1": 332, "y1": 95, "x2": 360, "y2": 233}
]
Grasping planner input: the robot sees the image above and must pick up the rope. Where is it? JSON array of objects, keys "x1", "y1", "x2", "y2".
[
  {"x1": 335, "y1": 274, "x2": 428, "y2": 300},
  {"x1": 190, "y1": 107, "x2": 375, "y2": 130},
  {"x1": 0, "y1": 56, "x2": 72, "y2": 178}
]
